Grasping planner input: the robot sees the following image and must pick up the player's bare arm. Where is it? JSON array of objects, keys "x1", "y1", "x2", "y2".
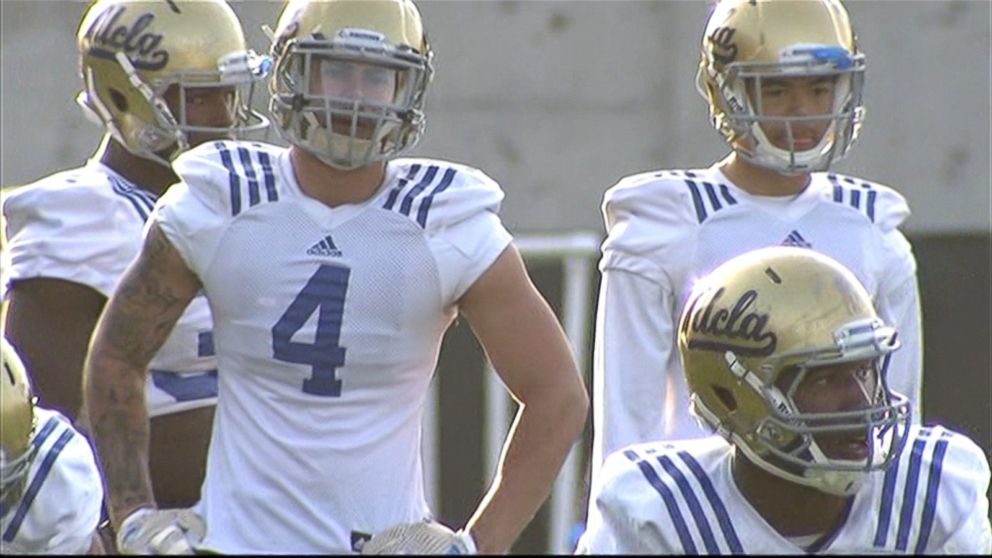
[
  {"x1": 4, "y1": 278, "x2": 105, "y2": 421},
  {"x1": 84, "y1": 223, "x2": 201, "y2": 527},
  {"x1": 457, "y1": 243, "x2": 589, "y2": 554}
]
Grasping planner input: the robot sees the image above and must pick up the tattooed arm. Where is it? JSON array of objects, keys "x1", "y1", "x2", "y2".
[{"x1": 83, "y1": 223, "x2": 202, "y2": 529}]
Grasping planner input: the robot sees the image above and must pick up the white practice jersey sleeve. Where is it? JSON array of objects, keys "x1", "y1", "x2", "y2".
[
  {"x1": 154, "y1": 141, "x2": 511, "y2": 553},
  {"x1": 591, "y1": 168, "x2": 924, "y2": 488},
  {"x1": 578, "y1": 426, "x2": 990, "y2": 555},
  {"x1": 2, "y1": 160, "x2": 218, "y2": 417},
  {"x1": 0, "y1": 408, "x2": 103, "y2": 554}
]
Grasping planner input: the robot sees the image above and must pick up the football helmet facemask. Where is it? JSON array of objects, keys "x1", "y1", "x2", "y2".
[
  {"x1": 76, "y1": 0, "x2": 271, "y2": 167},
  {"x1": 696, "y1": 0, "x2": 866, "y2": 174},
  {"x1": 1, "y1": 337, "x2": 38, "y2": 513},
  {"x1": 269, "y1": 0, "x2": 434, "y2": 170},
  {"x1": 678, "y1": 247, "x2": 910, "y2": 496}
]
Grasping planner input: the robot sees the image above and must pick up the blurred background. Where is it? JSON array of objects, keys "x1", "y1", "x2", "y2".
[{"x1": 2, "y1": 0, "x2": 989, "y2": 553}]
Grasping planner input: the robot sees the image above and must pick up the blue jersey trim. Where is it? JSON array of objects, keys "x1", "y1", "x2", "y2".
[
  {"x1": 685, "y1": 180, "x2": 707, "y2": 223},
  {"x1": 217, "y1": 144, "x2": 242, "y2": 216},
  {"x1": 399, "y1": 165, "x2": 439, "y2": 217},
  {"x1": 719, "y1": 184, "x2": 738, "y2": 206},
  {"x1": 701, "y1": 182, "x2": 723, "y2": 212},
  {"x1": 2, "y1": 428, "x2": 75, "y2": 542},
  {"x1": 257, "y1": 151, "x2": 278, "y2": 202},
  {"x1": 150, "y1": 370, "x2": 219, "y2": 402},
  {"x1": 624, "y1": 450, "x2": 696, "y2": 553},
  {"x1": 384, "y1": 165, "x2": 422, "y2": 210},
  {"x1": 237, "y1": 146, "x2": 261, "y2": 207},
  {"x1": 874, "y1": 450, "x2": 901, "y2": 547},
  {"x1": 416, "y1": 168, "x2": 458, "y2": 228},
  {"x1": 914, "y1": 432, "x2": 951, "y2": 553},
  {"x1": 657, "y1": 455, "x2": 719, "y2": 553},
  {"x1": 678, "y1": 451, "x2": 744, "y2": 553},
  {"x1": 109, "y1": 176, "x2": 156, "y2": 222},
  {"x1": 895, "y1": 432, "x2": 931, "y2": 550}
]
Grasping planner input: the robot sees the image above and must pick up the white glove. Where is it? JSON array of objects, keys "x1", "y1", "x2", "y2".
[
  {"x1": 116, "y1": 507, "x2": 206, "y2": 555},
  {"x1": 361, "y1": 521, "x2": 477, "y2": 555}
]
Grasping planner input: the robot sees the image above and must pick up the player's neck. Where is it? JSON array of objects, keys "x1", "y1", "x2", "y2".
[
  {"x1": 731, "y1": 450, "x2": 853, "y2": 538},
  {"x1": 96, "y1": 136, "x2": 178, "y2": 197},
  {"x1": 289, "y1": 147, "x2": 387, "y2": 208},
  {"x1": 718, "y1": 152, "x2": 811, "y2": 197}
]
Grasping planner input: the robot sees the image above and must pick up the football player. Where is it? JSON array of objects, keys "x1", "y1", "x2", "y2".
[
  {"x1": 590, "y1": 0, "x2": 924, "y2": 492},
  {"x1": 578, "y1": 247, "x2": 991, "y2": 554},
  {"x1": 84, "y1": 0, "x2": 588, "y2": 554},
  {"x1": 1, "y1": 0, "x2": 269, "y2": 520},
  {"x1": 1, "y1": 336, "x2": 105, "y2": 554}
]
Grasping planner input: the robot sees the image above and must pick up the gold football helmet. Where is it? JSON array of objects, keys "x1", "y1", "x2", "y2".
[
  {"x1": 696, "y1": 0, "x2": 865, "y2": 174},
  {"x1": 678, "y1": 247, "x2": 910, "y2": 496},
  {"x1": 1, "y1": 337, "x2": 37, "y2": 510},
  {"x1": 269, "y1": 0, "x2": 434, "y2": 170},
  {"x1": 76, "y1": 0, "x2": 271, "y2": 166}
]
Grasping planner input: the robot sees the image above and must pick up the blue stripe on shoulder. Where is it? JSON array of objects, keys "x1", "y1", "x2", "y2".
[
  {"x1": 237, "y1": 146, "x2": 261, "y2": 207},
  {"x1": 31, "y1": 417, "x2": 60, "y2": 449},
  {"x1": 685, "y1": 180, "x2": 707, "y2": 223},
  {"x1": 678, "y1": 451, "x2": 743, "y2": 553},
  {"x1": 384, "y1": 165, "x2": 422, "y2": 210},
  {"x1": 657, "y1": 455, "x2": 719, "y2": 553},
  {"x1": 624, "y1": 450, "x2": 697, "y2": 554},
  {"x1": 217, "y1": 143, "x2": 280, "y2": 215},
  {"x1": 399, "y1": 165, "x2": 439, "y2": 216},
  {"x1": 109, "y1": 176, "x2": 156, "y2": 222},
  {"x1": 913, "y1": 431, "x2": 952, "y2": 553},
  {"x1": 827, "y1": 173, "x2": 876, "y2": 223},
  {"x1": 874, "y1": 449, "x2": 901, "y2": 547},
  {"x1": 719, "y1": 184, "x2": 738, "y2": 206},
  {"x1": 217, "y1": 143, "x2": 242, "y2": 216},
  {"x1": 416, "y1": 167, "x2": 458, "y2": 228},
  {"x1": 685, "y1": 179, "x2": 736, "y2": 224},
  {"x1": 2, "y1": 428, "x2": 75, "y2": 542},
  {"x1": 895, "y1": 430, "x2": 932, "y2": 550},
  {"x1": 257, "y1": 151, "x2": 278, "y2": 202}
]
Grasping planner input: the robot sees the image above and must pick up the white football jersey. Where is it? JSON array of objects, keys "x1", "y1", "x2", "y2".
[
  {"x1": 592, "y1": 166, "x2": 923, "y2": 485},
  {"x1": 2, "y1": 160, "x2": 218, "y2": 417},
  {"x1": 0, "y1": 408, "x2": 103, "y2": 554},
  {"x1": 578, "y1": 426, "x2": 991, "y2": 555},
  {"x1": 154, "y1": 140, "x2": 512, "y2": 553}
]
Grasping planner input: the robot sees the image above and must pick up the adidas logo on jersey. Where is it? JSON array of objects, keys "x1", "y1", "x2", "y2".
[
  {"x1": 781, "y1": 230, "x2": 812, "y2": 248},
  {"x1": 307, "y1": 235, "x2": 342, "y2": 257}
]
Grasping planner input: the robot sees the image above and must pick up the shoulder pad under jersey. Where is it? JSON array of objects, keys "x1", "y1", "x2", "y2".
[
  {"x1": 171, "y1": 140, "x2": 285, "y2": 218},
  {"x1": 871, "y1": 425, "x2": 990, "y2": 553},
  {"x1": 824, "y1": 173, "x2": 910, "y2": 232},
  {"x1": 2, "y1": 165, "x2": 154, "y2": 294},
  {"x1": 602, "y1": 170, "x2": 703, "y2": 256},
  {"x1": 380, "y1": 158, "x2": 504, "y2": 231}
]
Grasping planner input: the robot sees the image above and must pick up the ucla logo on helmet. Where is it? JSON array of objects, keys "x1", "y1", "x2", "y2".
[
  {"x1": 709, "y1": 27, "x2": 738, "y2": 65},
  {"x1": 682, "y1": 287, "x2": 778, "y2": 356},
  {"x1": 88, "y1": 5, "x2": 169, "y2": 70}
]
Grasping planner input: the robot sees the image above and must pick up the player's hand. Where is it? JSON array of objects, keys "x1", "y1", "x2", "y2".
[
  {"x1": 360, "y1": 521, "x2": 477, "y2": 555},
  {"x1": 116, "y1": 507, "x2": 206, "y2": 555}
]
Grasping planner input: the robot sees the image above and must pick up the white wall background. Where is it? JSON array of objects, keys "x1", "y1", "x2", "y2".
[{"x1": 2, "y1": 0, "x2": 989, "y2": 235}]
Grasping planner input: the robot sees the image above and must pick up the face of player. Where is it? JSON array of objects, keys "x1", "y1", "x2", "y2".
[
  {"x1": 308, "y1": 57, "x2": 399, "y2": 138},
  {"x1": 747, "y1": 75, "x2": 838, "y2": 152},
  {"x1": 161, "y1": 84, "x2": 239, "y2": 147},
  {"x1": 777, "y1": 358, "x2": 879, "y2": 461}
]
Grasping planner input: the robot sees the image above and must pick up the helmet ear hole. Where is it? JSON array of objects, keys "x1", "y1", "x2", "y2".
[
  {"x1": 108, "y1": 88, "x2": 128, "y2": 112},
  {"x1": 712, "y1": 385, "x2": 738, "y2": 412}
]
